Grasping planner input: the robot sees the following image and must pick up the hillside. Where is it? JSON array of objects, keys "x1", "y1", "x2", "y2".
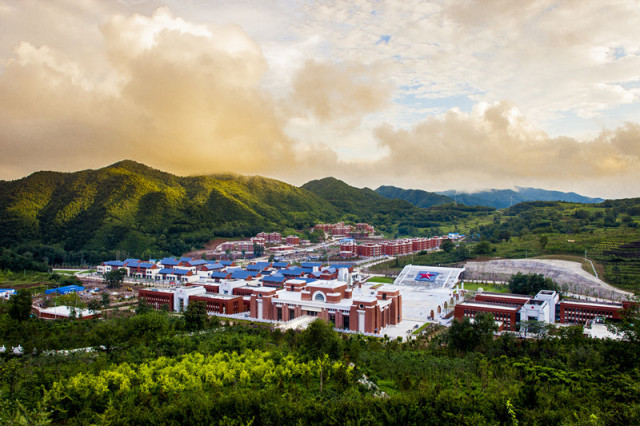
[
  {"x1": 375, "y1": 185, "x2": 453, "y2": 208},
  {"x1": 302, "y1": 177, "x2": 494, "y2": 235},
  {"x1": 435, "y1": 187, "x2": 604, "y2": 209},
  {"x1": 0, "y1": 160, "x2": 339, "y2": 259}
]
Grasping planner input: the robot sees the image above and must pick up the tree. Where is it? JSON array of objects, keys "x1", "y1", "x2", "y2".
[
  {"x1": 135, "y1": 297, "x2": 152, "y2": 315},
  {"x1": 298, "y1": 319, "x2": 342, "y2": 360},
  {"x1": 101, "y1": 292, "x2": 111, "y2": 308},
  {"x1": 87, "y1": 299, "x2": 102, "y2": 314},
  {"x1": 253, "y1": 243, "x2": 265, "y2": 258},
  {"x1": 8, "y1": 289, "x2": 32, "y2": 321},
  {"x1": 539, "y1": 235, "x2": 548, "y2": 250},
  {"x1": 184, "y1": 300, "x2": 207, "y2": 331},
  {"x1": 104, "y1": 268, "x2": 126, "y2": 289},
  {"x1": 475, "y1": 240, "x2": 492, "y2": 255},
  {"x1": 508, "y1": 272, "x2": 557, "y2": 295},
  {"x1": 440, "y1": 239, "x2": 454, "y2": 252},
  {"x1": 446, "y1": 312, "x2": 497, "y2": 353}
]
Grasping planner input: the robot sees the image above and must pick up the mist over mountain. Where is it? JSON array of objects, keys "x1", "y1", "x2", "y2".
[{"x1": 375, "y1": 185, "x2": 604, "y2": 209}]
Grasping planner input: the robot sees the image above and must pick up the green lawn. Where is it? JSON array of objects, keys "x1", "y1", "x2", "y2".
[
  {"x1": 367, "y1": 276, "x2": 395, "y2": 284},
  {"x1": 461, "y1": 281, "x2": 511, "y2": 293}
]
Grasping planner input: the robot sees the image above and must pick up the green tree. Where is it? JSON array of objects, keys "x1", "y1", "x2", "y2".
[
  {"x1": 253, "y1": 243, "x2": 265, "y2": 257},
  {"x1": 475, "y1": 240, "x2": 492, "y2": 255},
  {"x1": 299, "y1": 319, "x2": 343, "y2": 360},
  {"x1": 539, "y1": 235, "x2": 548, "y2": 250},
  {"x1": 184, "y1": 300, "x2": 207, "y2": 331},
  {"x1": 440, "y1": 239, "x2": 454, "y2": 252},
  {"x1": 135, "y1": 297, "x2": 152, "y2": 315},
  {"x1": 508, "y1": 272, "x2": 557, "y2": 295},
  {"x1": 87, "y1": 299, "x2": 102, "y2": 314},
  {"x1": 100, "y1": 292, "x2": 111, "y2": 308},
  {"x1": 8, "y1": 289, "x2": 32, "y2": 321},
  {"x1": 104, "y1": 268, "x2": 126, "y2": 289}
]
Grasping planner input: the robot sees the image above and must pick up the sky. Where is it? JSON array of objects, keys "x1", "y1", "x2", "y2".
[{"x1": 1, "y1": 0, "x2": 640, "y2": 198}]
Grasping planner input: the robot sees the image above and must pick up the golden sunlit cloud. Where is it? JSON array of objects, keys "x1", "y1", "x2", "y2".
[{"x1": 0, "y1": 2, "x2": 640, "y2": 199}]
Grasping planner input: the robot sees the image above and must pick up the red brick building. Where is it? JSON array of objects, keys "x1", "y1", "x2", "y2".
[
  {"x1": 139, "y1": 289, "x2": 174, "y2": 311},
  {"x1": 454, "y1": 301, "x2": 520, "y2": 331}
]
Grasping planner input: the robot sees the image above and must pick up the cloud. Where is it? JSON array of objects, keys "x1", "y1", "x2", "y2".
[
  {"x1": 360, "y1": 101, "x2": 640, "y2": 195},
  {"x1": 288, "y1": 59, "x2": 392, "y2": 125},
  {"x1": 0, "y1": 6, "x2": 301, "y2": 177}
]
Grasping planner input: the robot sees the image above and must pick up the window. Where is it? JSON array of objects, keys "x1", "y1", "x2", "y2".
[{"x1": 314, "y1": 293, "x2": 325, "y2": 302}]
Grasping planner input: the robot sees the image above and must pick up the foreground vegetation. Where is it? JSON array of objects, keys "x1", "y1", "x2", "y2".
[{"x1": 1, "y1": 302, "x2": 640, "y2": 424}]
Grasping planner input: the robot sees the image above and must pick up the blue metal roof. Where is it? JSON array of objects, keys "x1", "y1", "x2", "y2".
[
  {"x1": 330, "y1": 264, "x2": 353, "y2": 269},
  {"x1": 173, "y1": 268, "x2": 190, "y2": 275},
  {"x1": 301, "y1": 262, "x2": 323, "y2": 268},
  {"x1": 247, "y1": 262, "x2": 270, "y2": 271},
  {"x1": 321, "y1": 267, "x2": 337, "y2": 274},
  {"x1": 123, "y1": 258, "x2": 140, "y2": 264},
  {"x1": 262, "y1": 275, "x2": 286, "y2": 283},
  {"x1": 104, "y1": 260, "x2": 125, "y2": 267},
  {"x1": 209, "y1": 271, "x2": 230, "y2": 279},
  {"x1": 133, "y1": 262, "x2": 154, "y2": 268},
  {"x1": 220, "y1": 261, "x2": 234, "y2": 266},
  {"x1": 188, "y1": 259, "x2": 208, "y2": 266},
  {"x1": 161, "y1": 258, "x2": 180, "y2": 266},
  {"x1": 282, "y1": 267, "x2": 304, "y2": 276},
  {"x1": 231, "y1": 270, "x2": 257, "y2": 280},
  {"x1": 45, "y1": 285, "x2": 85, "y2": 295},
  {"x1": 179, "y1": 257, "x2": 193, "y2": 262},
  {"x1": 272, "y1": 262, "x2": 289, "y2": 268},
  {"x1": 158, "y1": 268, "x2": 174, "y2": 274}
]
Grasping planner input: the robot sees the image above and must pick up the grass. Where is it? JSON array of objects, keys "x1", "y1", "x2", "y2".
[
  {"x1": 367, "y1": 276, "x2": 395, "y2": 284},
  {"x1": 461, "y1": 281, "x2": 511, "y2": 293}
]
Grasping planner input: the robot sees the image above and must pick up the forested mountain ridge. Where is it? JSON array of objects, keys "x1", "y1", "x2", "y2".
[
  {"x1": 436, "y1": 186, "x2": 604, "y2": 209},
  {"x1": 375, "y1": 185, "x2": 454, "y2": 208},
  {"x1": 302, "y1": 177, "x2": 494, "y2": 236},
  {"x1": 0, "y1": 160, "x2": 339, "y2": 258},
  {"x1": 375, "y1": 184, "x2": 604, "y2": 209}
]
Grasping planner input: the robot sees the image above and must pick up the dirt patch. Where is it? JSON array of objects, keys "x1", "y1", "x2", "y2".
[
  {"x1": 184, "y1": 238, "x2": 230, "y2": 260},
  {"x1": 463, "y1": 258, "x2": 633, "y2": 301}
]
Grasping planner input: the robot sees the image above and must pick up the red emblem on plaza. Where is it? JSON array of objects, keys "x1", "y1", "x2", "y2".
[{"x1": 416, "y1": 271, "x2": 439, "y2": 281}]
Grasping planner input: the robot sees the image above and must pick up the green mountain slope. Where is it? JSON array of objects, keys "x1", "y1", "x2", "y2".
[
  {"x1": 375, "y1": 185, "x2": 454, "y2": 208},
  {"x1": 302, "y1": 177, "x2": 494, "y2": 235},
  {"x1": 0, "y1": 160, "x2": 339, "y2": 257},
  {"x1": 436, "y1": 187, "x2": 604, "y2": 209}
]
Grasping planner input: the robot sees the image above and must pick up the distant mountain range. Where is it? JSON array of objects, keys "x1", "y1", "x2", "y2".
[
  {"x1": 375, "y1": 185, "x2": 604, "y2": 209},
  {"x1": 0, "y1": 160, "x2": 605, "y2": 259}
]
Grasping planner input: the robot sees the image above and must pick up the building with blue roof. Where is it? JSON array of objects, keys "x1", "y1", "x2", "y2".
[
  {"x1": 301, "y1": 262, "x2": 323, "y2": 268},
  {"x1": 220, "y1": 260, "x2": 235, "y2": 267},
  {"x1": 45, "y1": 285, "x2": 85, "y2": 295},
  {"x1": 261, "y1": 274, "x2": 286, "y2": 289},
  {"x1": 272, "y1": 262, "x2": 289, "y2": 269},
  {"x1": 209, "y1": 271, "x2": 232, "y2": 281},
  {"x1": 230, "y1": 270, "x2": 259, "y2": 280},
  {"x1": 281, "y1": 267, "x2": 304, "y2": 277},
  {"x1": 247, "y1": 262, "x2": 270, "y2": 272},
  {"x1": 123, "y1": 258, "x2": 140, "y2": 265},
  {"x1": 187, "y1": 259, "x2": 208, "y2": 266},
  {"x1": 161, "y1": 258, "x2": 180, "y2": 266},
  {"x1": 104, "y1": 260, "x2": 125, "y2": 267}
]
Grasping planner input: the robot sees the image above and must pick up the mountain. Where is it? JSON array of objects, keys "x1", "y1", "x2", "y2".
[
  {"x1": 301, "y1": 177, "x2": 494, "y2": 233},
  {"x1": 0, "y1": 160, "x2": 339, "y2": 258},
  {"x1": 302, "y1": 178, "x2": 420, "y2": 219},
  {"x1": 435, "y1": 187, "x2": 604, "y2": 209},
  {"x1": 375, "y1": 186, "x2": 454, "y2": 208}
]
